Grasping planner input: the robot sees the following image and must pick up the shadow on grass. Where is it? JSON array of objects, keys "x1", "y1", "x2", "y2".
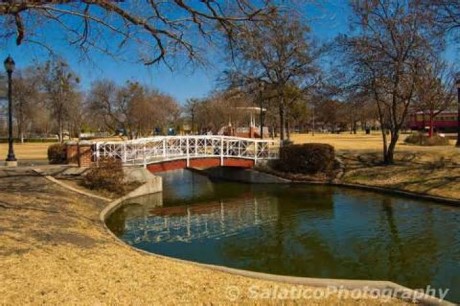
[{"x1": 0, "y1": 171, "x2": 109, "y2": 256}]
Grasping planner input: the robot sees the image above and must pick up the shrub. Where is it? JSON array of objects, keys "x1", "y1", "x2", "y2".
[
  {"x1": 47, "y1": 143, "x2": 67, "y2": 164},
  {"x1": 275, "y1": 143, "x2": 335, "y2": 174},
  {"x1": 404, "y1": 133, "x2": 450, "y2": 146},
  {"x1": 83, "y1": 158, "x2": 125, "y2": 194}
]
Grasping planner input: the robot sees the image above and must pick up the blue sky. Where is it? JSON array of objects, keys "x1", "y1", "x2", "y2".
[{"x1": 1, "y1": 1, "x2": 457, "y2": 104}]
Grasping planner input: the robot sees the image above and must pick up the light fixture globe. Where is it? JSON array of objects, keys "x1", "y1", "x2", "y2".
[{"x1": 4, "y1": 56, "x2": 15, "y2": 73}]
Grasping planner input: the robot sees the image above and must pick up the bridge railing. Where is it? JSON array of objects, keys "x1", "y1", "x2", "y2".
[{"x1": 94, "y1": 135, "x2": 279, "y2": 167}]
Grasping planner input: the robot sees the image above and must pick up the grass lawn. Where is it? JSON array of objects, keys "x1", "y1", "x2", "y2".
[
  {"x1": 290, "y1": 132, "x2": 460, "y2": 200},
  {"x1": 0, "y1": 142, "x2": 53, "y2": 160}
]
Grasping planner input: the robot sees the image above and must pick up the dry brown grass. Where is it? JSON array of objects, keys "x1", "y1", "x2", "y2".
[
  {"x1": 290, "y1": 133, "x2": 460, "y2": 200},
  {"x1": 0, "y1": 142, "x2": 53, "y2": 160},
  {"x1": 290, "y1": 132, "x2": 457, "y2": 152},
  {"x1": 0, "y1": 168, "x2": 408, "y2": 305},
  {"x1": 0, "y1": 137, "x2": 123, "y2": 161}
]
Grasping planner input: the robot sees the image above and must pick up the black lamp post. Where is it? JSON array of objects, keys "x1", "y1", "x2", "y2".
[
  {"x1": 4, "y1": 56, "x2": 17, "y2": 166},
  {"x1": 456, "y1": 77, "x2": 460, "y2": 147}
]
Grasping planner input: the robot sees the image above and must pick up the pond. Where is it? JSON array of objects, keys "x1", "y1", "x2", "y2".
[{"x1": 106, "y1": 169, "x2": 460, "y2": 302}]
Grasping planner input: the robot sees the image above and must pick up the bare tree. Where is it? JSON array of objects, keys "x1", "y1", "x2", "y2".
[
  {"x1": 37, "y1": 59, "x2": 81, "y2": 142},
  {"x1": 132, "y1": 89, "x2": 180, "y2": 137},
  {"x1": 12, "y1": 68, "x2": 41, "y2": 142},
  {"x1": 190, "y1": 90, "x2": 252, "y2": 135},
  {"x1": 0, "y1": 1, "x2": 274, "y2": 65},
  {"x1": 422, "y1": 0, "x2": 460, "y2": 41},
  {"x1": 86, "y1": 80, "x2": 179, "y2": 138},
  {"x1": 340, "y1": 0, "x2": 440, "y2": 164},
  {"x1": 85, "y1": 79, "x2": 119, "y2": 134},
  {"x1": 413, "y1": 59, "x2": 455, "y2": 137},
  {"x1": 184, "y1": 98, "x2": 201, "y2": 135},
  {"x1": 226, "y1": 11, "x2": 318, "y2": 141}
]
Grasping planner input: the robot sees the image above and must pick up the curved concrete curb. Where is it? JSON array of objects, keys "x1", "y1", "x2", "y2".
[
  {"x1": 334, "y1": 182, "x2": 460, "y2": 207},
  {"x1": 245, "y1": 167, "x2": 460, "y2": 207},
  {"x1": 33, "y1": 168, "x2": 112, "y2": 202},
  {"x1": 37, "y1": 166, "x2": 456, "y2": 304},
  {"x1": 100, "y1": 191, "x2": 455, "y2": 305}
]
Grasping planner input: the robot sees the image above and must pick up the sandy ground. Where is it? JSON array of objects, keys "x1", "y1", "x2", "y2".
[{"x1": 0, "y1": 167, "x2": 409, "y2": 305}]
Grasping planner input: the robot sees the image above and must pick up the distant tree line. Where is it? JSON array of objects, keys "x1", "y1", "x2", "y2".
[{"x1": 0, "y1": 59, "x2": 181, "y2": 142}]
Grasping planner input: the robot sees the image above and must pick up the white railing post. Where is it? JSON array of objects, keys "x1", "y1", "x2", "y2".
[
  {"x1": 143, "y1": 143, "x2": 147, "y2": 168},
  {"x1": 254, "y1": 140, "x2": 258, "y2": 165},
  {"x1": 123, "y1": 143, "x2": 127, "y2": 163},
  {"x1": 163, "y1": 138, "x2": 166, "y2": 158},
  {"x1": 195, "y1": 136, "x2": 199, "y2": 156},
  {"x1": 95, "y1": 142, "x2": 100, "y2": 167},
  {"x1": 220, "y1": 136, "x2": 224, "y2": 166},
  {"x1": 186, "y1": 137, "x2": 190, "y2": 167}
]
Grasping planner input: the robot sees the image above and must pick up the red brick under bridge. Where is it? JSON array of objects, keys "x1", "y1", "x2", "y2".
[{"x1": 146, "y1": 157, "x2": 255, "y2": 173}]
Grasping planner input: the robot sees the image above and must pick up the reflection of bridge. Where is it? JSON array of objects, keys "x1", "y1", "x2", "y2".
[
  {"x1": 123, "y1": 197, "x2": 279, "y2": 244},
  {"x1": 94, "y1": 135, "x2": 279, "y2": 171}
]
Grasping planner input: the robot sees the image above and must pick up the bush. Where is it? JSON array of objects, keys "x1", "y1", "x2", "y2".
[
  {"x1": 83, "y1": 158, "x2": 125, "y2": 194},
  {"x1": 275, "y1": 143, "x2": 335, "y2": 174},
  {"x1": 47, "y1": 143, "x2": 67, "y2": 164},
  {"x1": 404, "y1": 133, "x2": 450, "y2": 146}
]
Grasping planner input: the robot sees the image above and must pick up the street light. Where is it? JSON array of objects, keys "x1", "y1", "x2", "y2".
[
  {"x1": 456, "y1": 77, "x2": 460, "y2": 147},
  {"x1": 4, "y1": 56, "x2": 17, "y2": 166}
]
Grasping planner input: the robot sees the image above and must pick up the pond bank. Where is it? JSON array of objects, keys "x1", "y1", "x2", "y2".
[{"x1": 0, "y1": 166, "x2": 414, "y2": 305}]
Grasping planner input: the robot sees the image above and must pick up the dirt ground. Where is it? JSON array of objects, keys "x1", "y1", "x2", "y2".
[{"x1": 0, "y1": 167, "x2": 410, "y2": 305}]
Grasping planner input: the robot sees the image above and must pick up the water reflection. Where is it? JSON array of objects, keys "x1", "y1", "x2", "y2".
[
  {"x1": 107, "y1": 170, "x2": 460, "y2": 302},
  {"x1": 122, "y1": 197, "x2": 279, "y2": 245}
]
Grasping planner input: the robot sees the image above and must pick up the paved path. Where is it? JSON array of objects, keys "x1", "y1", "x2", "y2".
[{"x1": 0, "y1": 167, "x2": 407, "y2": 305}]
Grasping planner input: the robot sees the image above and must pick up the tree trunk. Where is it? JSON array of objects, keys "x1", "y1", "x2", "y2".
[
  {"x1": 385, "y1": 133, "x2": 399, "y2": 165},
  {"x1": 381, "y1": 126, "x2": 389, "y2": 164},
  {"x1": 286, "y1": 120, "x2": 290, "y2": 140},
  {"x1": 279, "y1": 102, "x2": 285, "y2": 141},
  {"x1": 18, "y1": 121, "x2": 24, "y2": 144},
  {"x1": 428, "y1": 112, "x2": 434, "y2": 137},
  {"x1": 58, "y1": 112, "x2": 63, "y2": 143}
]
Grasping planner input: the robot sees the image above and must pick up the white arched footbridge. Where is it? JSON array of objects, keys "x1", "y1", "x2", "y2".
[{"x1": 94, "y1": 135, "x2": 279, "y2": 170}]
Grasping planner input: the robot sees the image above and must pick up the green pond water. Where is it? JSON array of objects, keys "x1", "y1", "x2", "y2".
[{"x1": 106, "y1": 169, "x2": 460, "y2": 302}]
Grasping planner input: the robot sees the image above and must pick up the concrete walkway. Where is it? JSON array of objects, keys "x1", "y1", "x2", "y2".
[{"x1": 0, "y1": 167, "x2": 408, "y2": 304}]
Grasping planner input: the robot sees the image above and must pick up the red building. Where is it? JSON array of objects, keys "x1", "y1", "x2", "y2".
[{"x1": 408, "y1": 111, "x2": 458, "y2": 133}]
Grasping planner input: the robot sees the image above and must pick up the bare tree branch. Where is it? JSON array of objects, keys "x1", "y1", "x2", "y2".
[{"x1": 0, "y1": 0, "x2": 274, "y2": 65}]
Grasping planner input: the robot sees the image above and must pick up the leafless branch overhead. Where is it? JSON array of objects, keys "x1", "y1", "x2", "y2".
[{"x1": 0, "y1": 0, "x2": 275, "y2": 65}]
